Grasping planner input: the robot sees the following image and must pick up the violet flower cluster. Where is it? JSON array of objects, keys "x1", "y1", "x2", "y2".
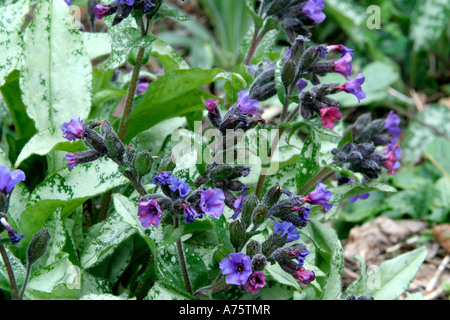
[{"x1": 93, "y1": 0, "x2": 161, "y2": 26}]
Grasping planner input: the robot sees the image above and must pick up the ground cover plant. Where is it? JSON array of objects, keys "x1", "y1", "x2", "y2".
[{"x1": 0, "y1": 0, "x2": 448, "y2": 301}]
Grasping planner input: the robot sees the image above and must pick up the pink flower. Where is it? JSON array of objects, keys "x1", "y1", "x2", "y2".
[
  {"x1": 319, "y1": 107, "x2": 342, "y2": 129},
  {"x1": 138, "y1": 199, "x2": 163, "y2": 228},
  {"x1": 243, "y1": 272, "x2": 267, "y2": 295}
]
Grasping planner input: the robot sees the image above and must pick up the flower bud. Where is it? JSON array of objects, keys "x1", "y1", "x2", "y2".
[
  {"x1": 82, "y1": 126, "x2": 108, "y2": 155},
  {"x1": 27, "y1": 229, "x2": 50, "y2": 266},
  {"x1": 158, "y1": 155, "x2": 176, "y2": 172},
  {"x1": 229, "y1": 220, "x2": 247, "y2": 252},
  {"x1": 208, "y1": 164, "x2": 233, "y2": 181},
  {"x1": 261, "y1": 233, "x2": 288, "y2": 257},
  {"x1": 246, "y1": 240, "x2": 262, "y2": 258},
  {"x1": 251, "y1": 253, "x2": 267, "y2": 272},
  {"x1": 282, "y1": 60, "x2": 297, "y2": 89},
  {"x1": 251, "y1": 203, "x2": 268, "y2": 228},
  {"x1": 101, "y1": 120, "x2": 126, "y2": 165},
  {"x1": 262, "y1": 185, "x2": 283, "y2": 208},
  {"x1": 134, "y1": 150, "x2": 153, "y2": 178},
  {"x1": 241, "y1": 195, "x2": 259, "y2": 227}
]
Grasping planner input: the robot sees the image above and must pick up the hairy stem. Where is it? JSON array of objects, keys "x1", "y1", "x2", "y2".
[
  {"x1": 19, "y1": 263, "x2": 32, "y2": 300},
  {"x1": 117, "y1": 46, "x2": 146, "y2": 142},
  {"x1": 0, "y1": 244, "x2": 19, "y2": 300},
  {"x1": 175, "y1": 217, "x2": 193, "y2": 296}
]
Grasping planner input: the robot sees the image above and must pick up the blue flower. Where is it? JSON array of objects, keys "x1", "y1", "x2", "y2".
[
  {"x1": 168, "y1": 178, "x2": 192, "y2": 198},
  {"x1": 138, "y1": 198, "x2": 163, "y2": 228},
  {"x1": 181, "y1": 203, "x2": 202, "y2": 224},
  {"x1": 237, "y1": 90, "x2": 260, "y2": 115},
  {"x1": 200, "y1": 187, "x2": 225, "y2": 218},
  {"x1": 273, "y1": 220, "x2": 300, "y2": 242},
  {"x1": 152, "y1": 171, "x2": 173, "y2": 186},
  {"x1": 302, "y1": 0, "x2": 326, "y2": 24},
  {"x1": 0, "y1": 216, "x2": 24, "y2": 245},
  {"x1": 0, "y1": 165, "x2": 25, "y2": 194},
  {"x1": 337, "y1": 73, "x2": 366, "y2": 103},
  {"x1": 302, "y1": 181, "x2": 333, "y2": 211},
  {"x1": 231, "y1": 194, "x2": 245, "y2": 220},
  {"x1": 219, "y1": 253, "x2": 252, "y2": 285},
  {"x1": 61, "y1": 116, "x2": 85, "y2": 141}
]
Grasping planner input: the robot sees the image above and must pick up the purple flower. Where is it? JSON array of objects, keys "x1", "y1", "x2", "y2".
[
  {"x1": 65, "y1": 0, "x2": 71, "y2": 6},
  {"x1": 181, "y1": 203, "x2": 202, "y2": 224},
  {"x1": 387, "y1": 142, "x2": 402, "y2": 170},
  {"x1": 338, "y1": 73, "x2": 366, "y2": 103},
  {"x1": 284, "y1": 48, "x2": 292, "y2": 62},
  {"x1": 273, "y1": 220, "x2": 300, "y2": 242},
  {"x1": 302, "y1": 0, "x2": 326, "y2": 24},
  {"x1": 117, "y1": 0, "x2": 135, "y2": 5},
  {"x1": 327, "y1": 45, "x2": 354, "y2": 58},
  {"x1": 136, "y1": 77, "x2": 150, "y2": 95},
  {"x1": 384, "y1": 111, "x2": 402, "y2": 144},
  {"x1": 243, "y1": 272, "x2": 266, "y2": 295},
  {"x1": 297, "y1": 78, "x2": 308, "y2": 93},
  {"x1": 292, "y1": 204, "x2": 312, "y2": 223},
  {"x1": 348, "y1": 192, "x2": 370, "y2": 203},
  {"x1": 168, "y1": 178, "x2": 191, "y2": 198},
  {"x1": 0, "y1": 165, "x2": 25, "y2": 194},
  {"x1": 93, "y1": 4, "x2": 110, "y2": 20},
  {"x1": 319, "y1": 107, "x2": 342, "y2": 129},
  {"x1": 237, "y1": 90, "x2": 260, "y2": 115},
  {"x1": 219, "y1": 252, "x2": 253, "y2": 285},
  {"x1": 152, "y1": 171, "x2": 173, "y2": 185},
  {"x1": 199, "y1": 187, "x2": 225, "y2": 218},
  {"x1": 302, "y1": 181, "x2": 333, "y2": 211},
  {"x1": 333, "y1": 53, "x2": 353, "y2": 80},
  {"x1": 65, "y1": 152, "x2": 79, "y2": 170},
  {"x1": 61, "y1": 116, "x2": 84, "y2": 141},
  {"x1": 290, "y1": 249, "x2": 310, "y2": 269},
  {"x1": 294, "y1": 267, "x2": 315, "y2": 284},
  {"x1": 138, "y1": 198, "x2": 163, "y2": 228},
  {"x1": 231, "y1": 194, "x2": 245, "y2": 220},
  {"x1": 204, "y1": 98, "x2": 219, "y2": 113},
  {"x1": 0, "y1": 218, "x2": 24, "y2": 245},
  {"x1": 143, "y1": 0, "x2": 156, "y2": 12}
]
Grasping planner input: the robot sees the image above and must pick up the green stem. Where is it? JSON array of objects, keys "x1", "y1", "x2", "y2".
[
  {"x1": 19, "y1": 263, "x2": 32, "y2": 300},
  {"x1": 175, "y1": 217, "x2": 193, "y2": 296},
  {"x1": 0, "y1": 244, "x2": 19, "y2": 300},
  {"x1": 297, "y1": 166, "x2": 332, "y2": 195}
]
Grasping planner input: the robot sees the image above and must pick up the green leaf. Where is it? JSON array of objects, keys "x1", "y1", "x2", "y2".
[
  {"x1": 155, "y1": 3, "x2": 190, "y2": 21},
  {"x1": 18, "y1": 0, "x2": 92, "y2": 164},
  {"x1": 343, "y1": 246, "x2": 428, "y2": 300},
  {"x1": 81, "y1": 212, "x2": 136, "y2": 269},
  {"x1": 82, "y1": 32, "x2": 112, "y2": 60},
  {"x1": 125, "y1": 68, "x2": 236, "y2": 142},
  {"x1": 410, "y1": 0, "x2": 450, "y2": 52},
  {"x1": 0, "y1": 0, "x2": 29, "y2": 86},
  {"x1": 151, "y1": 39, "x2": 190, "y2": 72},
  {"x1": 423, "y1": 137, "x2": 450, "y2": 178},
  {"x1": 16, "y1": 158, "x2": 128, "y2": 259},
  {"x1": 0, "y1": 247, "x2": 26, "y2": 293},
  {"x1": 26, "y1": 254, "x2": 81, "y2": 299},
  {"x1": 0, "y1": 70, "x2": 36, "y2": 140},
  {"x1": 300, "y1": 218, "x2": 344, "y2": 300},
  {"x1": 295, "y1": 126, "x2": 321, "y2": 193},
  {"x1": 99, "y1": 27, "x2": 156, "y2": 72}
]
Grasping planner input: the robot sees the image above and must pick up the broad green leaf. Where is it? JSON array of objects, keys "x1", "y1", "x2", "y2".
[
  {"x1": 82, "y1": 32, "x2": 112, "y2": 60},
  {"x1": 146, "y1": 281, "x2": 190, "y2": 300},
  {"x1": 423, "y1": 137, "x2": 450, "y2": 178},
  {"x1": 18, "y1": 0, "x2": 92, "y2": 165},
  {"x1": 81, "y1": 212, "x2": 136, "y2": 269},
  {"x1": 16, "y1": 158, "x2": 128, "y2": 259},
  {"x1": 0, "y1": 71, "x2": 36, "y2": 139},
  {"x1": 151, "y1": 39, "x2": 190, "y2": 72},
  {"x1": 410, "y1": 0, "x2": 450, "y2": 52},
  {"x1": 0, "y1": 247, "x2": 26, "y2": 293},
  {"x1": 99, "y1": 27, "x2": 156, "y2": 71},
  {"x1": 300, "y1": 218, "x2": 344, "y2": 300},
  {"x1": 125, "y1": 68, "x2": 235, "y2": 142},
  {"x1": 343, "y1": 246, "x2": 427, "y2": 300},
  {"x1": 0, "y1": 0, "x2": 29, "y2": 86},
  {"x1": 295, "y1": 126, "x2": 321, "y2": 193},
  {"x1": 26, "y1": 254, "x2": 81, "y2": 299}
]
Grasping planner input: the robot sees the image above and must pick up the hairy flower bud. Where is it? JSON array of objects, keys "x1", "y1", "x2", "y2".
[
  {"x1": 101, "y1": 120, "x2": 126, "y2": 165},
  {"x1": 251, "y1": 253, "x2": 267, "y2": 272},
  {"x1": 229, "y1": 220, "x2": 247, "y2": 251},
  {"x1": 27, "y1": 229, "x2": 50, "y2": 266},
  {"x1": 246, "y1": 240, "x2": 262, "y2": 258},
  {"x1": 262, "y1": 185, "x2": 283, "y2": 208},
  {"x1": 134, "y1": 150, "x2": 153, "y2": 178},
  {"x1": 241, "y1": 195, "x2": 259, "y2": 227},
  {"x1": 282, "y1": 60, "x2": 297, "y2": 89}
]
